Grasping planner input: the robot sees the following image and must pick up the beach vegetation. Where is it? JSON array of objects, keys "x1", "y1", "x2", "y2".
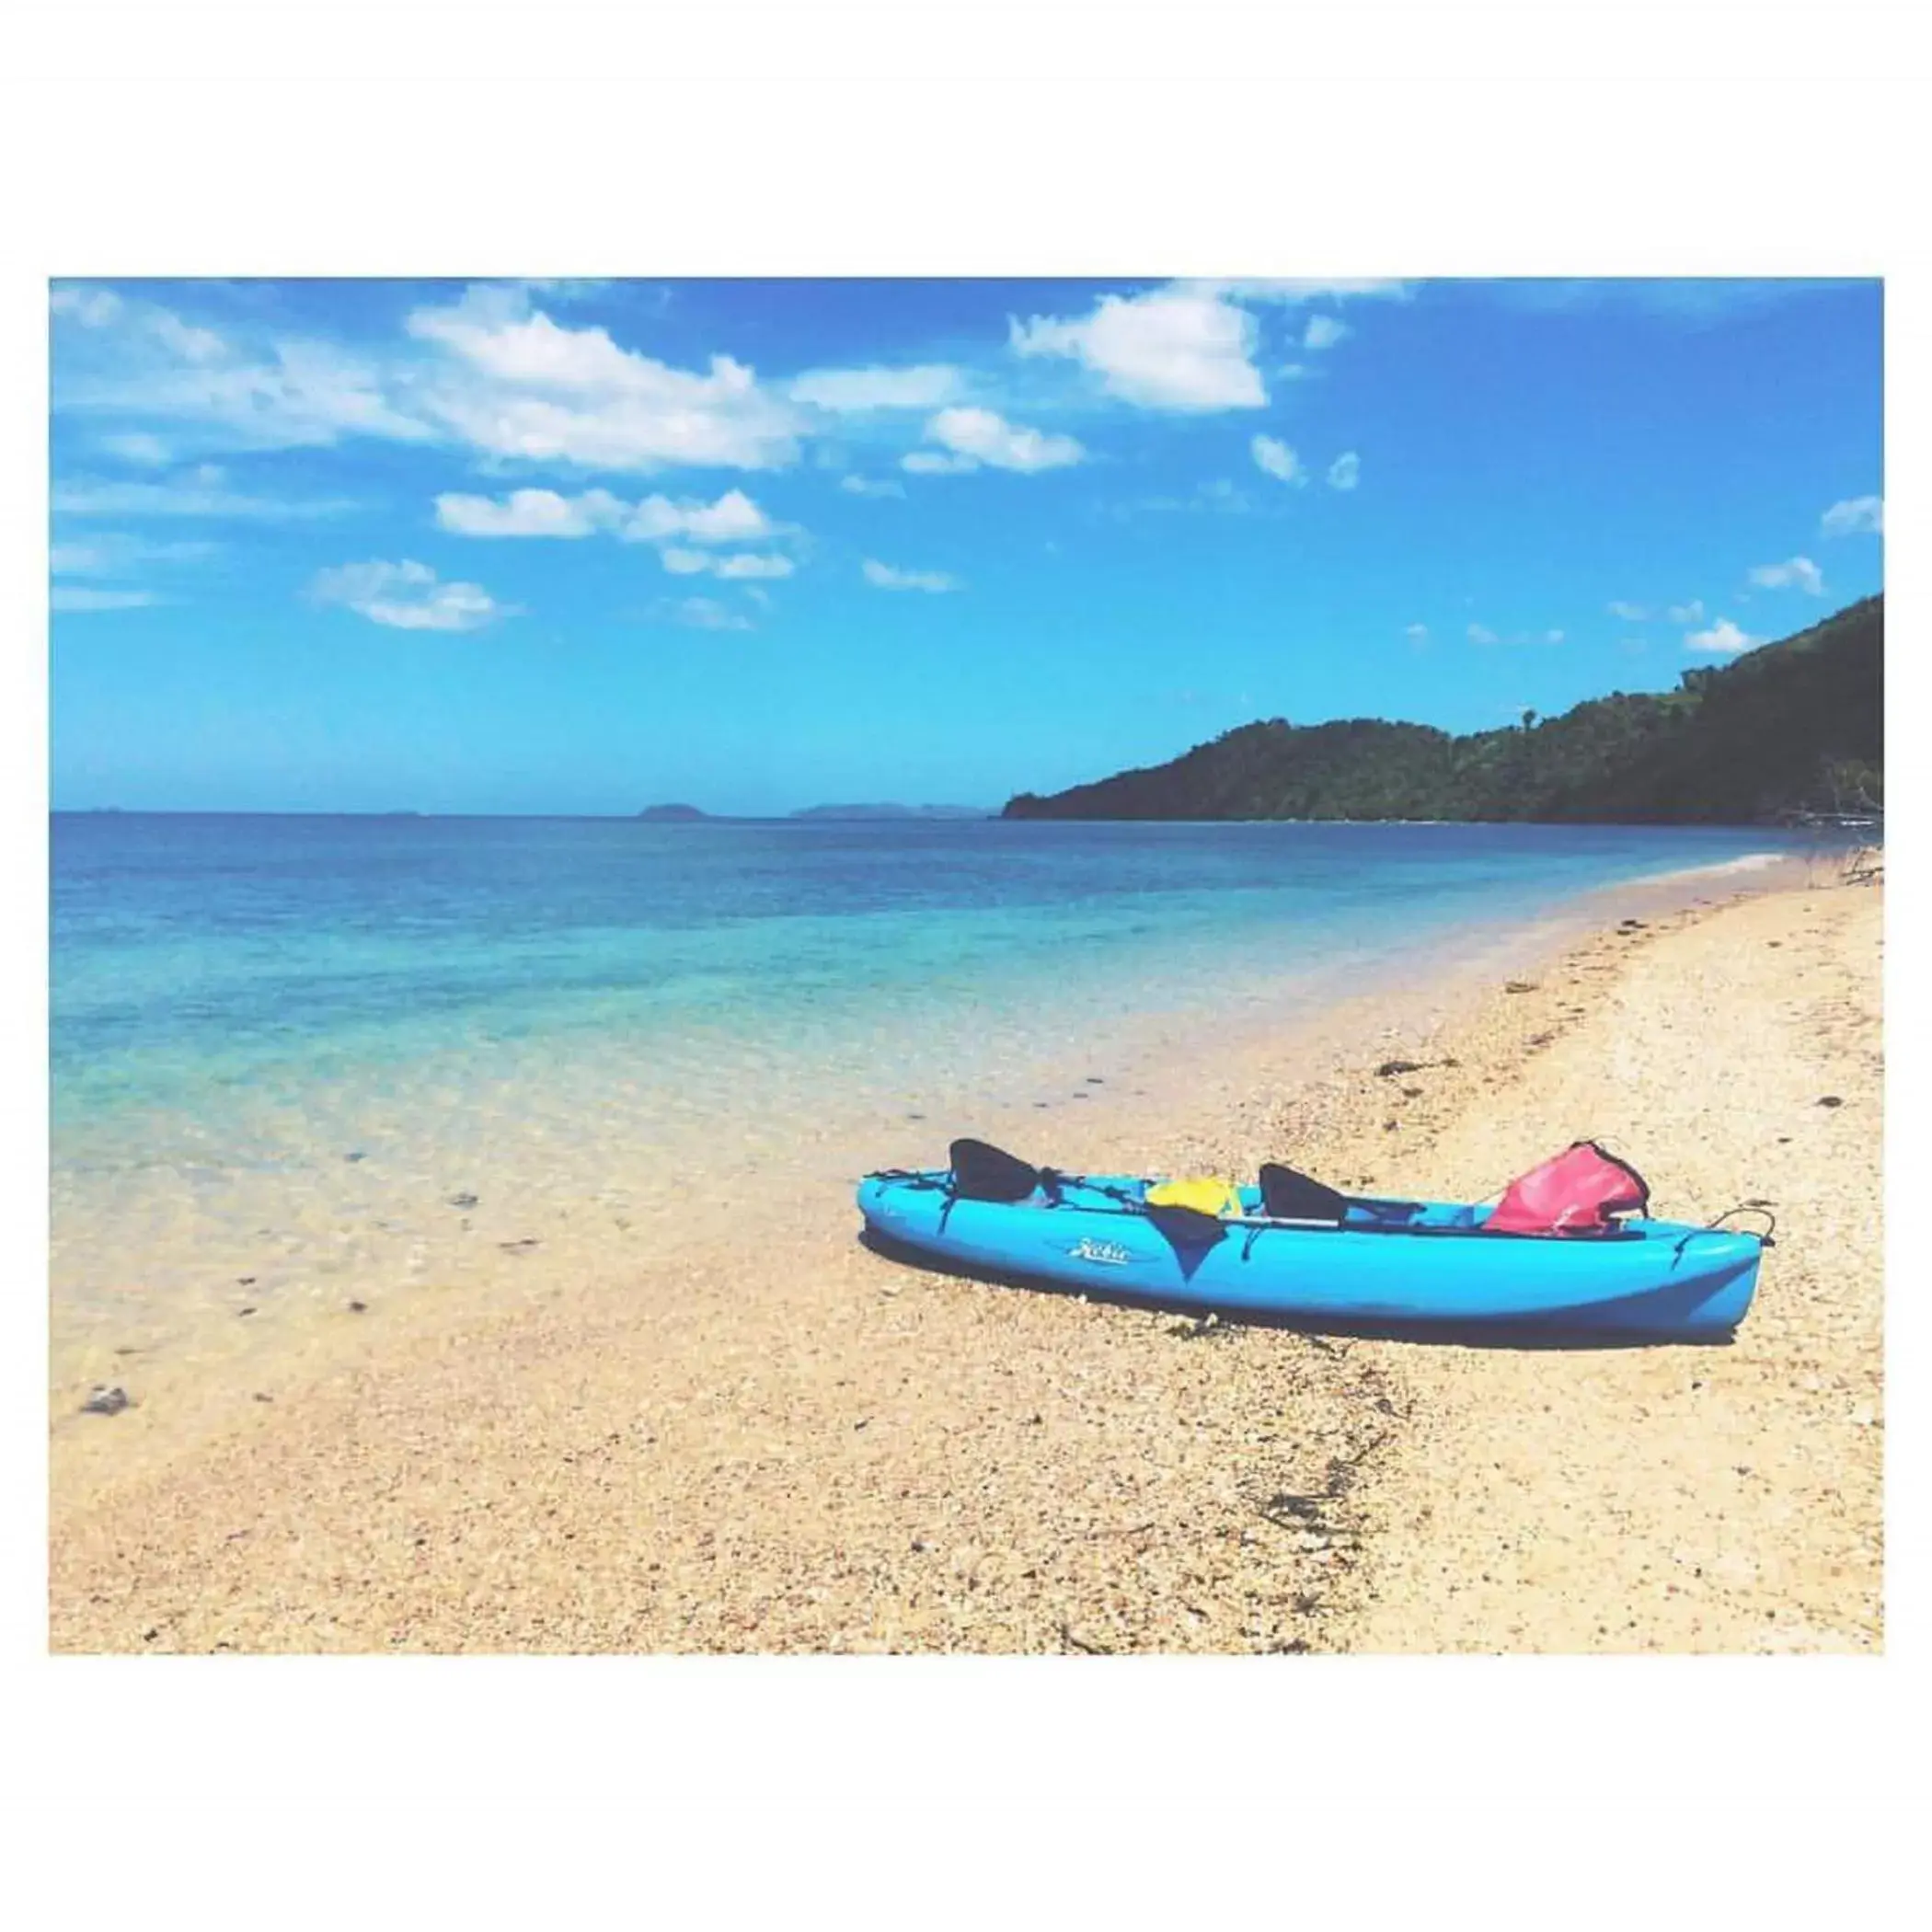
[{"x1": 1004, "y1": 596, "x2": 1883, "y2": 825}]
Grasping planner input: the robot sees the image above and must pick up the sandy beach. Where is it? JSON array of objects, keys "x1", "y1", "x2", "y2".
[{"x1": 48, "y1": 863, "x2": 1882, "y2": 1654}]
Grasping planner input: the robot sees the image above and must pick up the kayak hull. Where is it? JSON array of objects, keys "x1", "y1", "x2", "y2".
[{"x1": 856, "y1": 1172, "x2": 1763, "y2": 1340}]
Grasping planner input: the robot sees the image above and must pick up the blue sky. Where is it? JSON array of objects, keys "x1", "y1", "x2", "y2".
[{"x1": 49, "y1": 276, "x2": 1883, "y2": 814}]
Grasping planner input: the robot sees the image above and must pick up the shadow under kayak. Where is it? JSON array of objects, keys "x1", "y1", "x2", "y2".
[{"x1": 855, "y1": 1171, "x2": 1764, "y2": 1340}]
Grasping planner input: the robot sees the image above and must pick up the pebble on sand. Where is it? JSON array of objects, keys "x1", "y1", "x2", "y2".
[{"x1": 81, "y1": 1386, "x2": 130, "y2": 1416}]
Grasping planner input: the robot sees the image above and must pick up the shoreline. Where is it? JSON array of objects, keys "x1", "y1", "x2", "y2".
[
  {"x1": 1328, "y1": 873, "x2": 1883, "y2": 1651},
  {"x1": 46, "y1": 842, "x2": 1815, "y2": 1439},
  {"x1": 48, "y1": 858, "x2": 1880, "y2": 1652}
]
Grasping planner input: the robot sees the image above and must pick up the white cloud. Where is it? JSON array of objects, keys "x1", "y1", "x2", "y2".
[
  {"x1": 1666, "y1": 599, "x2": 1705, "y2": 624},
  {"x1": 920, "y1": 406, "x2": 1084, "y2": 473},
  {"x1": 1303, "y1": 315, "x2": 1350, "y2": 351},
  {"x1": 51, "y1": 586, "x2": 159, "y2": 612},
  {"x1": 1405, "y1": 623, "x2": 1429, "y2": 642},
  {"x1": 146, "y1": 310, "x2": 227, "y2": 365},
  {"x1": 406, "y1": 286, "x2": 799, "y2": 471},
  {"x1": 1820, "y1": 494, "x2": 1882, "y2": 537},
  {"x1": 406, "y1": 291, "x2": 641, "y2": 386},
  {"x1": 1467, "y1": 623, "x2": 1499, "y2": 645},
  {"x1": 434, "y1": 488, "x2": 626, "y2": 537},
  {"x1": 621, "y1": 488, "x2": 778, "y2": 545},
  {"x1": 52, "y1": 285, "x2": 126, "y2": 328},
  {"x1": 1748, "y1": 555, "x2": 1825, "y2": 594},
  {"x1": 99, "y1": 431, "x2": 171, "y2": 466},
  {"x1": 56, "y1": 289, "x2": 431, "y2": 452},
  {"x1": 663, "y1": 594, "x2": 753, "y2": 632},
  {"x1": 1327, "y1": 450, "x2": 1361, "y2": 490},
  {"x1": 659, "y1": 547, "x2": 794, "y2": 581},
  {"x1": 1251, "y1": 434, "x2": 1303, "y2": 484},
  {"x1": 791, "y1": 364, "x2": 961, "y2": 412},
  {"x1": 1685, "y1": 616, "x2": 1756, "y2": 654},
  {"x1": 56, "y1": 281, "x2": 800, "y2": 473},
  {"x1": 901, "y1": 450, "x2": 978, "y2": 475},
  {"x1": 52, "y1": 473, "x2": 353, "y2": 519},
  {"x1": 863, "y1": 558, "x2": 960, "y2": 592},
  {"x1": 309, "y1": 558, "x2": 511, "y2": 632},
  {"x1": 434, "y1": 487, "x2": 791, "y2": 563},
  {"x1": 50, "y1": 534, "x2": 217, "y2": 574},
  {"x1": 840, "y1": 474, "x2": 906, "y2": 499},
  {"x1": 1011, "y1": 284, "x2": 1266, "y2": 411},
  {"x1": 50, "y1": 279, "x2": 1402, "y2": 500},
  {"x1": 1607, "y1": 600, "x2": 1650, "y2": 621}
]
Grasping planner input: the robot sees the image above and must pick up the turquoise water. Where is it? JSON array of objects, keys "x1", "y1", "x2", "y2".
[
  {"x1": 49, "y1": 813, "x2": 1823, "y2": 1365},
  {"x1": 52, "y1": 813, "x2": 1821, "y2": 1117}
]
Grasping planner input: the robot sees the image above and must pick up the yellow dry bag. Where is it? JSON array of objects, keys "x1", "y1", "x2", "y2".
[{"x1": 1144, "y1": 1176, "x2": 1242, "y2": 1218}]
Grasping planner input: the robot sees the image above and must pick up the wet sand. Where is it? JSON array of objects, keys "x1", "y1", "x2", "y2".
[{"x1": 48, "y1": 864, "x2": 1881, "y2": 1652}]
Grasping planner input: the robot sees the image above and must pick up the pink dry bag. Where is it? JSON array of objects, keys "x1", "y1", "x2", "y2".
[{"x1": 1485, "y1": 1140, "x2": 1650, "y2": 1236}]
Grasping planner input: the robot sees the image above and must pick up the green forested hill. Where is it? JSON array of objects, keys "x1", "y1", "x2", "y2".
[{"x1": 1003, "y1": 596, "x2": 1882, "y2": 824}]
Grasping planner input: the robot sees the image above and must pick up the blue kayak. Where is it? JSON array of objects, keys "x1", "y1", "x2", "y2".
[{"x1": 855, "y1": 1170, "x2": 1765, "y2": 1340}]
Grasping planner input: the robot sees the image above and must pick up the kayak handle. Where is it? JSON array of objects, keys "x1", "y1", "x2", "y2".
[
  {"x1": 1703, "y1": 1204, "x2": 1777, "y2": 1247},
  {"x1": 1672, "y1": 1208, "x2": 1777, "y2": 1260}
]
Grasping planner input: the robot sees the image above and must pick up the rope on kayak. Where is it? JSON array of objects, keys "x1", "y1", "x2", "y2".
[
  {"x1": 1671, "y1": 1208, "x2": 1777, "y2": 1259},
  {"x1": 1702, "y1": 1203, "x2": 1777, "y2": 1246}
]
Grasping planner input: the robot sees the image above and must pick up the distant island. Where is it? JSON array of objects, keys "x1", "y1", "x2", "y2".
[
  {"x1": 788, "y1": 803, "x2": 989, "y2": 822},
  {"x1": 1005, "y1": 596, "x2": 1882, "y2": 826},
  {"x1": 637, "y1": 802, "x2": 990, "y2": 822}
]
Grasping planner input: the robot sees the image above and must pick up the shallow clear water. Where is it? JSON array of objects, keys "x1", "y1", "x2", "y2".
[{"x1": 49, "y1": 813, "x2": 1824, "y2": 1369}]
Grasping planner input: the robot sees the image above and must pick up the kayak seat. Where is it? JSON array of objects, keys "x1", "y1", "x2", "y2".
[
  {"x1": 1259, "y1": 1161, "x2": 1349, "y2": 1225},
  {"x1": 949, "y1": 1137, "x2": 1044, "y2": 1203}
]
